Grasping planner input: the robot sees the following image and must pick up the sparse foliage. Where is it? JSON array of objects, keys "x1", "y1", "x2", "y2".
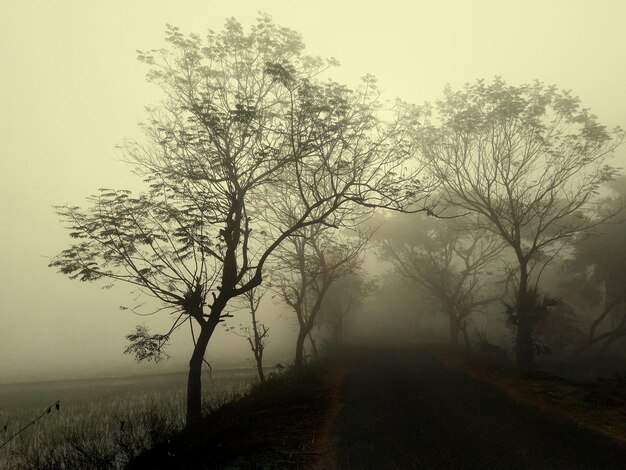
[
  {"x1": 226, "y1": 282, "x2": 271, "y2": 383},
  {"x1": 418, "y1": 78, "x2": 623, "y2": 373},
  {"x1": 274, "y1": 223, "x2": 369, "y2": 369},
  {"x1": 378, "y1": 212, "x2": 506, "y2": 348},
  {"x1": 124, "y1": 325, "x2": 170, "y2": 363},
  {"x1": 316, "y1": 271, "x2": 375, "y2": 348},
  {"x1": 50, "y1": 16, "x2": 427, "y2": 425}
]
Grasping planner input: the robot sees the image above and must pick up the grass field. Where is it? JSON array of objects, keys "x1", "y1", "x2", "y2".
[{"x1": 0, "y1": 368, "x2": 259, "y2": 469}]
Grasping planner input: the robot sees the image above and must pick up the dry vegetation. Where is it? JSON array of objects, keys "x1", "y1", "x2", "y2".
[
  {"x1": 436, "y1": 346, "x2": 626, "y2": 445},
  {"x1": 0, "y1": 370, "x2": 256, "y2": 469}
]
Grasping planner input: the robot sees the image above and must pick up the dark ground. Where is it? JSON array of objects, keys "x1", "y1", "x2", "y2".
[
  {"x1": 126, "y1": 348, "x2": 626, "y2": 469},
  {"x1": 335, "y1": 348, "x2": 626, "y2": 469},
  {"x1": 125, "y1": 364, "x2": 335, "y2": 469}
]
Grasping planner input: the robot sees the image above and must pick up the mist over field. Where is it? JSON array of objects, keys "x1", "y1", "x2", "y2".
[{"x1": 2, "y1": 1, "x2": 626, "y2": 468}]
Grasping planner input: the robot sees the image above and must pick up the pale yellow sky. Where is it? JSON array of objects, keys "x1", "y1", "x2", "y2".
[{"x1": 1, "y1": 0, "x2": 625, "y2": 382}]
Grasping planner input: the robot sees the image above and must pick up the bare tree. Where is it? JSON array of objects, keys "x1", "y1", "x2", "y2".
[
  {"x1": 50, "y1": 17, "x2": 426, "y2": 426},
  {"x1": 316, "y1": 271, "x2": 374, "y2": 348},
  {"x1": 226, "y1": 281, "x2": 271, "y2": 383},
  {"x1": 378, "y1": 213, "x2": 506, "y2": 348},
  {"x1": 418, "y1": 78, "x2": 623, "y2": 373},
  {"x1": 273, "y1": 223, "x2": 369, "y2": 369}
]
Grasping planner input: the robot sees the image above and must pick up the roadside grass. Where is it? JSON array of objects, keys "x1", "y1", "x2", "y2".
[
  {"x1": 434, "y1": 346, "x2": 626, "y2": 445},
  {"x1": 0, "y1": 369, "x2": 257, "y2": 469},
  {"x1": 126, "y1": 358, "x2": 349, "y2": 470}
]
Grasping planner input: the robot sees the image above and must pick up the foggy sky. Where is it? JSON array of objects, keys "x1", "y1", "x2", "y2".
[{"x1": 1, "y1": 0, "x2": 625, "y2": 383}]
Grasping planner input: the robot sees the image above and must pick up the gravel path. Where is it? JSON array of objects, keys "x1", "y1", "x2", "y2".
[{"x1": 335, "y1": 348, "x2": 626, "y2": 469}]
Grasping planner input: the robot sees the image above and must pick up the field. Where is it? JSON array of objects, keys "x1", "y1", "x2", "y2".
[{"x1": 0, "y1": 368, "x2": 259, "y2": 469}]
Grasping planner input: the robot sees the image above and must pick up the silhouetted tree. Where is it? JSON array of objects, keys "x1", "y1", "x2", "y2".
[
  {"x1": 274, "y1": 223, "x2": 368, "y2": 369},
  {"x1": 226, "y1": 281, "x2": 270, "y2": 383},
  {"x1": 50, "y1": 16, "x2": 426, "y2": 425},
  {"x1": 418, "y1": 78, "x2": 623, "y2": 373},
  {"x1": 378, "y1": 213, "x2": 506, "y2": 348},
  {"x1": 316, "y1": 271, "x2": 374, "y2": 348}
]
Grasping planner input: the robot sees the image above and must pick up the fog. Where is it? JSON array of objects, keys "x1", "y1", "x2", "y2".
[{"x1": 2, "y1": 0, "x2": 626, "y2": 384}]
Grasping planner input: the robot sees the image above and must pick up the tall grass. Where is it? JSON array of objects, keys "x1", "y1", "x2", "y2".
[{"x1": 0, "y1": 369, "x2": 257, "y2": 469}]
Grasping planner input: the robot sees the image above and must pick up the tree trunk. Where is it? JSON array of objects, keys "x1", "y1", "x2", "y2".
[
  {"x1": 516, "y1": 327, "x2": 535, "y2": 374},
  {"x1": 250, "y1": 313, "x2": 266, "y2": 384},
  {"x1": 461, "y1": 321, "x2": 470, "y2": 353},
  {"x1": 186, "y1": 320, "x2": 217, "y2": 427},
  {"x1": 295, "y1": 328, "x2": 308, "y2": 370},
  {"x1": 515, "y1": 260, "x2": 535, "y2": 375},
  {"x1": 516, "y1": 314, "x2": 534, "y2": 375},
  {"x1": 254, "y1": 351, "x2": 266, "y2": 384},
  {"x1": 308, "y1": 331, "x2": 319, "y2": 360}
]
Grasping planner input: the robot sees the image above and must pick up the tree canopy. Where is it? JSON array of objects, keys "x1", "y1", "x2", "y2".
[
  {"x1": 418, "y1": 78, "x2": 623, "y2": 372},
  {"x1": 50, "y1": 16, "x2": 428, "y2": 425}
]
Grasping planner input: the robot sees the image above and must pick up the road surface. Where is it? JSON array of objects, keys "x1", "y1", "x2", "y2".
[{"x1": 334, "y1": 348, "x2": 626, "y2": 469}]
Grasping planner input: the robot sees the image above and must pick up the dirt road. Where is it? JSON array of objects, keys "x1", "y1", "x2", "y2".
[{"x1": 334, "y1": 348, "x2": 626, "y2": 469}]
